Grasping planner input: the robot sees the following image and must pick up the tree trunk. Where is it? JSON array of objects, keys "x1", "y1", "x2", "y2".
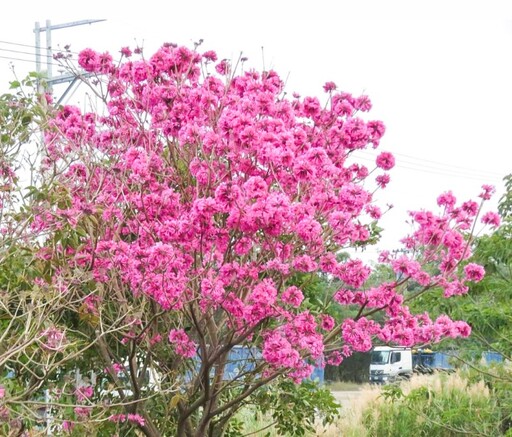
[
  {"x1": 139, "y1": 414, "x2": 163, "y2": 437},
  {"x1": 177, "y1": 404, "x2": 196, "y2": 437}
]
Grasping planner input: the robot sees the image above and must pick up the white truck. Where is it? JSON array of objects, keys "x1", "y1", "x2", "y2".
[{"x1": 369, "y1": 346, "x2": 413, "y2": 384}]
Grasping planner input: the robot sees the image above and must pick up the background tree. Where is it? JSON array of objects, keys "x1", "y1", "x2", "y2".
[
  {"x1": 0, "y1": 44, "x2": 498, "y2": 437},
  {"x1": 409, "y1": 175, "x2": 511, "y2": 357},
  {"x1": 404, "y1": 174, "x2": 512, "y2": 434}
]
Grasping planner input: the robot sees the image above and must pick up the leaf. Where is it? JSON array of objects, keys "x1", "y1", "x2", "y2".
[
  {"x1": 78, "y1": 304, "x2": 99, "y2": 327},
  {"x1": 169, "y1": 393, "x2": 183, "y2": 410}
]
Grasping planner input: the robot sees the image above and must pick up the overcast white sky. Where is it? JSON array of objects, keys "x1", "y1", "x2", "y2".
[{"x1": 1, "y1": 1, "x2": 511, "y2": 259}]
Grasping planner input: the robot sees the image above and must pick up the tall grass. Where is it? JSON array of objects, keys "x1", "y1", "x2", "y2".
[{"x1": 324, "y1": 372, "x2": 503, "y2": 437}]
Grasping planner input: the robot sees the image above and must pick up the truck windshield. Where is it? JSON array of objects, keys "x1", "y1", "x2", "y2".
[{"x1": 371, "y1": 351, "x2": 390, "y2": 364}]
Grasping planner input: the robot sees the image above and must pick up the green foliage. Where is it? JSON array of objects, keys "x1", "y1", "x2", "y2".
[
  {"x1": 400, "y1": 174, "x2": 512, "y2": 436},
  {"x1": 249, "y1": 378, "x2": 340, "y2": 436},
  {"x1": 359, "y1": 373, "x2": 503, "y2": 437},
  {"x1": 407, "y1": 175, "x2": 512, "y2": 356},
  {"x1": 463, "y1": 363, "x2": 512, "y2": 435},
  {"x1": 498, "y1": 174, "x2": 512, "y2": 219},
  {"x1": 0, "y1": 73, "x2": 47, "y2": 149}
]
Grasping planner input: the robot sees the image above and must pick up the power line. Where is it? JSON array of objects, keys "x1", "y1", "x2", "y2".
[
  {"x1": 395, "y1": 152, "x2": 503, "y2": 178},
  {"x1": 0, "y1": 39, "x2": 50, "y2": 51},
  {"x1": 354, "y1": 150, "x2": 505, "y2": 181},
  {"x1": 0, "y1": 39, "x2": 82, "y2": 57},
  {"x1": 0, "y1": 47, "x2": 40, "y2": 58},
  {"x1": 358, "y1": 149, "x2": 503, "y2": 177},
  {"x1": 0, "y1": 54, "x2": 65, "y2": 69},
  {"x1": 0, "y1": 47, "x2": 74, "y2": 72}
]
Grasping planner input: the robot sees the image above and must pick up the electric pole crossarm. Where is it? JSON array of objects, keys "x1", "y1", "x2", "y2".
[
  {"x1": 48, "y1": 74, "x2": 80, "y2": 86},
  {"x1": 34, "y1": 19, "x2": 106, "y2": 33}
]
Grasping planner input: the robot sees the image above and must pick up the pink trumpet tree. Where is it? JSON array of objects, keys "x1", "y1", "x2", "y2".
[{"x1": 0, "y1": 43, "x2": 498, "y2": 436}]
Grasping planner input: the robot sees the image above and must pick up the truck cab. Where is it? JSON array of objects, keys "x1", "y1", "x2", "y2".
[{"x1": 369, "y1": 346, "x2": 413, "y2": 384}]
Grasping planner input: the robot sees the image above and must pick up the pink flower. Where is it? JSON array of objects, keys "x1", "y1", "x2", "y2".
[
  {"x1": 75, "y1": 385, "x2": 93, "y2": 402},
  {"x1": 120, "y1": 46, "x2": 132, "y2": 57},
  {"x1": 215, "y1": 59, "x2": 230, "y2": 75},
  {"x1": 250, "y1": 279, "x2": 278, "y2": 306},
  {"x1": 74, "y1": 406, "x2": 91, "y2": 418},
  {"x1": 281, "y1": 286, "x2": 304, "y2": 307},
  {"x1": 168, "y1": 329, "x2": 197, "y2": 358},
  {"x1": 78, "y1": 48, "x2": 100, "y2": 73},
  {"x1": 320, "y1": 314, "x2": 335, "y2": 331},
  {"x1": 234, "y1": 237, "x2": 253, "y2": 255},
  {"x1": 367, "y1": 120, "x2": 386, "y2": 141},
  {"x1": 341, "y1": 319, "x2": 373, "y2": 352},
  {"x1": 375, "y1": 152, "x2": 395, "y2": 170},
  {"x1": 443, "y1": 280, "x2": 469, "y2": 297},
  {"x1": 464, "y1": 263, "x2": 485, "y2": 282},
  {"x1": 461, "y1": 200, "x2": 479, "y2": 216},
  {"x1": 292, "y1": 255, "x2": 317, "y2": 273},
  {"x1": 479, "y1": 184, "x2": 495, "y2": 200},
  {"x1": 302, "y1": 96, "x2": 321, "y2": 117},
  {"x1": 202, "y1": 50, "x2": 218, "y2": 62},
  {"x1": 391, "y1": 256, "x2": 421, "y2": 277},
  {"x1": 127, "y1": 413, "x2": 146, "y2": 426},
  {"x1": 98, "y1": 52, "x2": 113, "y2": 73},
  {"x1": 0, "y1": 386, "x2": 5, "y2": 398},
  {"x1": 243, "y1": 176, "x2": 268, "y2": 199},
  {"x1": 109, "y1": 414, "x2": 127, "y2": 423},
  {"x1": 323, "y1": 81, "x2": 337, "y2": 92},
  {"x1": 62, "y1": 421, "x2": 74, "y2": 432},
  {"x1": 149, "y1": 334, "x2": 162, "y2": 346},
  {"x1": 481, "y1": 211, "x2": 500, "y2": 227},
  {"x1": 326, "y1": 351, "x2": 343, "y2": 366},
  {"x1": 296, "y1": 218, "x2": 322, "y2": 243},
  {"x1": 454, "y1": 321, "x2": 471, "y2": 337},
  {"x1": 112, "y1": 363, "x2": 124, "y2": 373},
  {"x1": 40, "y1": 327, "x2": 66, "y2": 352},
  {"x1": 365, "y1": 204, "x2": 382, "y2": 219},
  {"x1": 337, "y1": 259, "x2": 371, "y2": 288},
  {"x1": 262, "y1": 331, "x2": 301, "y2": 369},
  {"x1": 354, "y1": 95, "x2": 372, "y2": 112},
  {"x1": 437, "y1": 191, "x2": 456, "y2": 209},
  {"x1": 333, "y1": 289, "x2": 354, "y2": 305},
  {"x1": 376, "y1": 174, "x2": 390, "y2": 188}
]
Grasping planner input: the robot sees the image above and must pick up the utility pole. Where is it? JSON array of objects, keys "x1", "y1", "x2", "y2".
[{"x1": 34, "y1": 19, "x2": 106, "y2": 102}]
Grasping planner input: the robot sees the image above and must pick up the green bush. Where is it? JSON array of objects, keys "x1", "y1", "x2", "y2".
[{"x1": 353, "y1": 372, "x2": 503, "y2": 437}]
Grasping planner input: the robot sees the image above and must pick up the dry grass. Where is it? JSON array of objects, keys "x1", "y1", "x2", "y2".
[
  {"x1": 318, "y1": 371, "x2": 493, "y2": 436},
  {"x1": 325, "y1": 381, "x2": 363, "y2": 391},
  {"x1": 317, "y1": 382, "x2": 381, "y2": 436}
]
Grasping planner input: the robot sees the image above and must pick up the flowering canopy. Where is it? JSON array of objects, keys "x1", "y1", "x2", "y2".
[{"x1": 0, "y1": 43, "x2": 498, "y2": 435}]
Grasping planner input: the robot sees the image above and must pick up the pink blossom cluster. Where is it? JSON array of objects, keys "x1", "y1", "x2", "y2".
[
  {"x1": 168, "y1": 329, "x2": 197, "y2": 358},
  {"x1": 40, "y1": 327, "x2": 66, "y2": 352},
  {"x1": 262, "y1": 315, "x2": 321, "y2": 383},
  {"x1": 35, "y1": 43, "x2": 499, "y2": 387},
  {"x1": 109, "y1": 413, "x2": 146, "y2": 426},
  {"x1": 379, "y1": 189, "x2": 496, "y2": 298},
  {"x1": 74, "y1": 385, "x2": 93, "y2": 402}
]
